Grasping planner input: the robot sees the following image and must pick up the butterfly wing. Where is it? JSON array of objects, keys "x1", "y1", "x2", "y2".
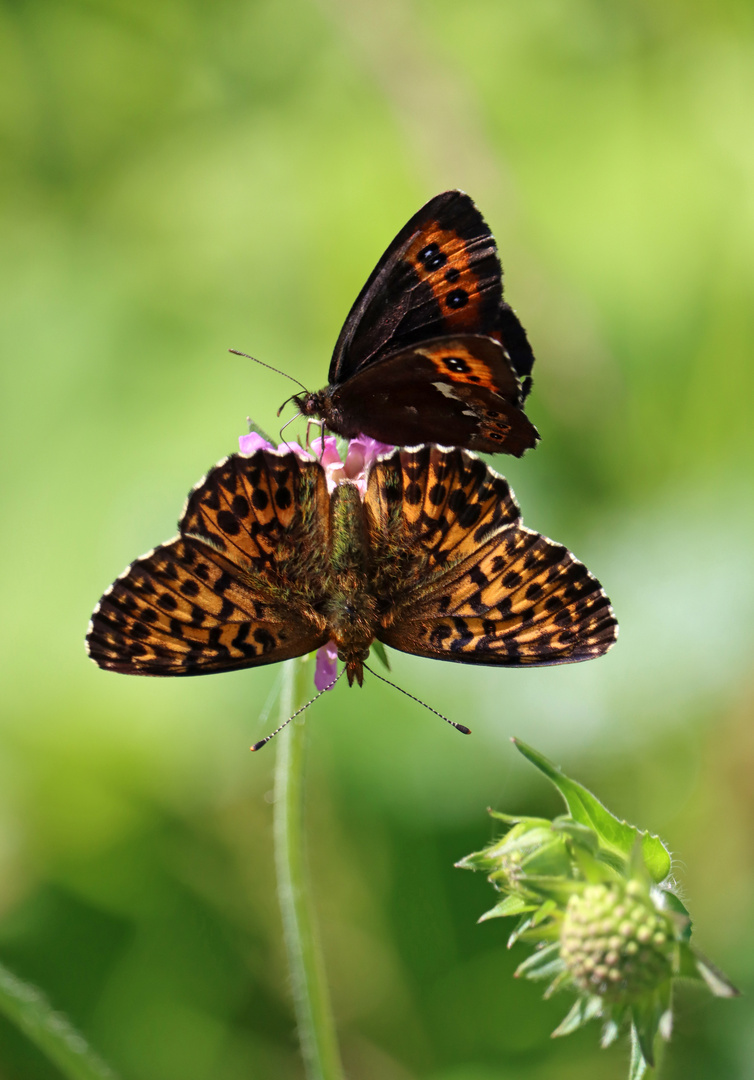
[
  {"x1": 329, "y1": 190, "x2": 535, "y2": 395},
  {"x1": 329, "y1": 335, "x2": 539, "y2": 455},
  {"x1": 365, "y1": 446, "x2": 617, "y2": 666},
  {"x1": 87, "y1": 449, "x2": 331, "y2": 675}
]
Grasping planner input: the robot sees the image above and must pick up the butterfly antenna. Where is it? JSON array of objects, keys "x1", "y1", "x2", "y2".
[
  {"x1": 363, "y1": 663, "x2": 471, "y2": 735},
  {"x1": 229, "y1": 349, "x2": 309, "y2": 395},
  {"x1": 250, "y1": 668, "x2": 345, "y2": 752}
]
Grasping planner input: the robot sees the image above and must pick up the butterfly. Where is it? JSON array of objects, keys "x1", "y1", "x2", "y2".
[
  {"x1": 87, "y1": 444, "x2": 617, "y2": 702},
  {"x1": 289, "y1": 190, "x2": 540, "y2": 456}
]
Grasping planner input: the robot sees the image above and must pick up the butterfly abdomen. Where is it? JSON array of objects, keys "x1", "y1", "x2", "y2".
[{"x1": 326, "y1": 482, "x2": 378, "y2": 685}]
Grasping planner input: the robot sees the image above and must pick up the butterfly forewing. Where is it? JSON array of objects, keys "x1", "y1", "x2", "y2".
[
  {"x1": 330, "y1": 191, "x2": 504, "y2": 381},
  {"x1": 87, "y1": 450, "x2": 331, "y2": 676},
  {"x1": 366, "y1": 447, "x2": 617, "y2": 667}
]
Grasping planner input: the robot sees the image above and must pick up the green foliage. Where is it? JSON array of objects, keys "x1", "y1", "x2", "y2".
[{"x1": 459, "y1": 742, "x2": 739, "y2": 1077}]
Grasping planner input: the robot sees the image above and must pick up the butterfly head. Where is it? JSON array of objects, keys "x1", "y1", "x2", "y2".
[{"x1": 291, "y1": 388, "x2": 354, "y2": 438}]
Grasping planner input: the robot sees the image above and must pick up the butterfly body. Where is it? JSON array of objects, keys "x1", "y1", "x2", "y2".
[
  {"x1": 87, "y1": 446, "x2": 617, "y2": 692},
  {"x1": 290, "y1": 191, "x2": 540, "y2": 456}
]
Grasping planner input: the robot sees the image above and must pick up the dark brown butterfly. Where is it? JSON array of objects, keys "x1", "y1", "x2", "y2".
[
  {"x1": 290, "y1": 191, "x2": 540, "y2": 456},
  {"x1": 87, "y1": 445, "x2": 617, "y2": 699}
]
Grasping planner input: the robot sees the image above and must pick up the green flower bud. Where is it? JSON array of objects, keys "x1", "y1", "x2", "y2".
[{"x1": 560, "y1": 883, "x2": 673, "y2": 1002}]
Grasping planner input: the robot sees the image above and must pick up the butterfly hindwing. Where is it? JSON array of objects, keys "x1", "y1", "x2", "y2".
[
  {"x1": 365, "y1": 447, "x2": 617, "y2": 667},
  {"x1": 87, "y1": 450, "x2": 331, "y2": 676},
  {"x1": 330, "y1": 336, "x2": 539, "y2": 455}
]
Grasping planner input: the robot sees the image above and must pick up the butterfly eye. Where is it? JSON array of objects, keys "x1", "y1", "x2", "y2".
[{"x1": 417, "y1": 243, "x2": 447, "y2": 271}]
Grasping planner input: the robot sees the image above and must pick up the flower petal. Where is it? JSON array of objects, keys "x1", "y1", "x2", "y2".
[
  {"x1": 344, "y1": 436, "x2": 395, "y2": 495},
  {"x1": 314, "y1": 642, "x2": 339, "y2": 691},
  {"x1": 238, "y1": 431, "x2": 274, "y2": 455}
]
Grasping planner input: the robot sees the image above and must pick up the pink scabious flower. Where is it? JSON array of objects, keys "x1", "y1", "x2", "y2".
[{"x1": 238, "y1": 430, "x2": 394, "y2": 690}]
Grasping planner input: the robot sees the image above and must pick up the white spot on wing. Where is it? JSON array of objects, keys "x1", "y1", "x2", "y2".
[{"x1": 431, "y1": 381, "x2": 462, "y2": 401}]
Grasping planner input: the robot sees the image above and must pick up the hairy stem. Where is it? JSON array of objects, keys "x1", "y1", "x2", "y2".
[
  {"x1": 274, "y1": 656, "x2": 345, "y2": 1080},
  {"x1": 0, "y1": 960, "x2": 117, "y2": 1080}
]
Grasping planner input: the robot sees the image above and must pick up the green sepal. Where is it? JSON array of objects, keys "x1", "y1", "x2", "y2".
[
  {"x1": 600, "y1": 1015, "x2": 621, "y2": 1048},
  {"x1": 629, "y1": 987, "x2": 668, "y2": 1068},
  {"x1": 659, "y1": 890, "x2": 692, "y2": 939},
  {"x1": 551, "y1": 994, "x2": 603, "y2": 1038},
  {"x1": 514, "y1": 942, "x2": 564, "y2": 982},
  {"x1": 370, "y1": 639, "x2": 391, "y2": 671},
  {"x1": 509, "y1": 875, "x2": 581, "y2": 906},
  {"x1": 542, "y1": 968, "x2": 571, "y2": 999},
  {"x1": 478, "y1": 895, "x2": 533, "y2": 922},
  {"x1": 551, "y1": 817, "x2": 600, "y2": 854},
  {"x1": 677, "y1": 944, "x2": 740, "y2": 997},
  {"x1": 454, "y1": 850, "x2": 494, "y2": 872},
  {"x1": 629, "y1": 1025, "x2": 650, "y2": 1080},
  {"x1": 513, "y1": 739, "x2": 671, "y2": 883},
  {"x1": 507, "y1": 913, "x2": 535, "y2": 947},
  {"x1": 488, "y1": 810, "x2": 552, "y2": 828},
  {"x1": 569, "y1": 838, "x2": 626, "y2": 880},
  {"x1": 245, "y1": 417, "x2": 274, "y2": 442}
]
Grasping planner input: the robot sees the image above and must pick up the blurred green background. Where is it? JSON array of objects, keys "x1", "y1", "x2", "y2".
[{"x1": 1, "y1": 0, "x2": 753, "y2": 1077}]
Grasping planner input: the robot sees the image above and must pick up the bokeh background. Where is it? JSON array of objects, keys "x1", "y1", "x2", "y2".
[{"x1": 1, "y1": 1, "x2": 753, "y2": 1077}]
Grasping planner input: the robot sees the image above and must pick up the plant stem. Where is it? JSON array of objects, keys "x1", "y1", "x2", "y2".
[
  {"x1": 274, "y1": 656, "x2": 345, "y2": 1080},
  {"x1": 0, "y1": 960, "x2": 117, "y2": 1080}
]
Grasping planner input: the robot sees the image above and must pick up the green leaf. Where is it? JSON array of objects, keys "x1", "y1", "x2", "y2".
[
  {"x1": 552, "y1": 818, "x2": 600, "y2": 853},
  {"x1": 454, "y1": 850, "x2": 498, "y2": 872},
  {"x1": 478, "y1": 895, "x2": 533, "y2": 922},
  {"x1": 0, "y1": 961, "x2": 117, "y2": 1080},
  {"x1": 514, "y1": 942, "x2": 564, "y2": 981},
  {"x1": 512, "y1": 739, "x2": 671, "y2": 883},
  {"x1": 543, "y1": 969, "x2": 571, "y2": 999},
  {"x1": 552, "y1": 995, "x2": 603, "y2": 1037},
  {"x1": 659, "y1": 890, "x2": 692, "y2": 941},
  {"x1": 511, "y1": 875, "x2": 580, "y2": 906},
  {"x1": 629, "y1": 1024, "x2": 650, "y2": 1080},
  {"x1": 488, "y1": 809, "x2": 552, "y2": 828},
  {"x1": 507, "y1": 913, "x2": 535, "y2": 946},
  {"x1": 371, "y1": 639, "x2": 391, "y2": 671},
  {"x1": 600, "y1": 1017, "x2": 621, "y2": 1048},
  {"x1": 246, "y1": 417, "x2": 274, "y2": 442},
  {"x1": 630, "y1": 994, "x2": 662, "y2": 1068},
  {"x1": 686, "y1": 947, "x2": 741, "y2": 998}
]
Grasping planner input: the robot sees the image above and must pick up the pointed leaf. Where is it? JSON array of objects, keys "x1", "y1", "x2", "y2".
[
  {"x1": 507, "y1": 913, "x2": 534, "y2": 947},
  {"x1": 629, "y1": 1025, "x2": 650, "y2": 1080},
  {"x1": 489, "y1": 809, "x2": 551, "y2": 828},
  {"x1": 687, "y1": 947, "x2": 740, "y2": 998},
  {"x1": 630, "y1": 996, "x2": 661, "y2": 1068},
  {"x1": 513, "y1": 739, "x2": 671, "y2": 882},
  {"x1": 514, "y1": 942, "x2": 563, "y2": 981},
  {"x1": 478, "y1": 895, "x2": 532, "y2": 922},
  {"x1": 454, "y1": 850, "x2": 498, "y2": 872},
  {"x1": 551, "y1": 995, "x2": 603, "y2": 1037},
  {"x1": 552, "y1": 818, "x2": 600, "y2": 854},
  {"x1": 543, "y1": 970, "x2": 571, "y2": 999},
  {"x1": 601, "y1": 1017, "x2": 620, "y2": 1048}
]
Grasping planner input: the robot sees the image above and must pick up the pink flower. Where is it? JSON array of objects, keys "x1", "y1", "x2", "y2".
[
  {"x1": 309, "y1": 433, "x2": 394, "y2": 496},
  {"x1": 239, "y1": 430, "x2": 312, "y2": 461},
  {"x1": 314, "y1": 641, "x2": 338, "y2": 691},
  {"x1": 238, "y1": 429, "x2": 394, "y2": 689}
]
